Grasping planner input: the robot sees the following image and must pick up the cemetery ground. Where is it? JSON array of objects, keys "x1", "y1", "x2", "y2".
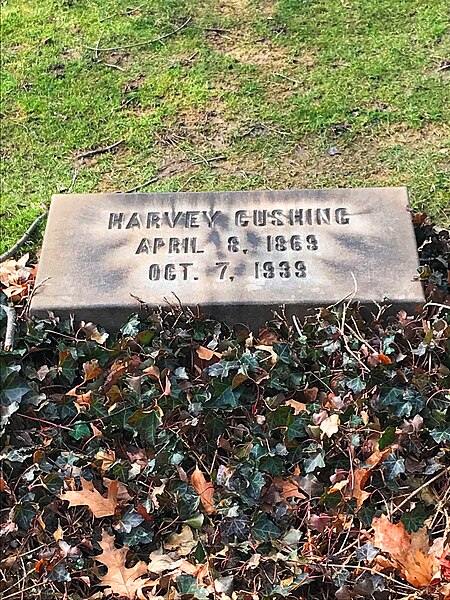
[
  {"x1": 1, "y1": 0, "x2": 450, "y2": 254},
  {"x1": 1, "y1": 1, "x2": 450, "y2": 599}
]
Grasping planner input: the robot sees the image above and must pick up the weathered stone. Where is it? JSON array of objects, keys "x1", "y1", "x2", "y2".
[{"x1": 31, "y1": 188, "x2": 424, "y2": 327}]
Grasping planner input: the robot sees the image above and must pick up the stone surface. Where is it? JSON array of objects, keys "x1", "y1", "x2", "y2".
[{"x1": 31, "y1": 187, "x2": 424, "y2": 327}]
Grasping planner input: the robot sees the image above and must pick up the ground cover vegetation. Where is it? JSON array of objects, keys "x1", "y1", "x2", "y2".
[
  {"x1": 0, "y1": 218, "x2": 449, "y2": 599},
  {"x1": 1, "y1": 0, "x2": 450, "y2": 254}
]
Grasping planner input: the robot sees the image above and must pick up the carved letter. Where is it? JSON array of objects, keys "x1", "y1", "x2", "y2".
[
  {"x1": 335, "y1": 208, "x2": 350, "y2": 224},
  {"x1": 203, "y1": 210, "x2": 221, "y2": 227},
  {"x1": 126, "y1": 212, "x2": 142, "y2": 229},
  {"x1": 235, "y1": 210, "x2": 250, "y2": 226},
  {"x1": 108, "y1": 212, "x2": 124, "y2": 229},
  {"x1": 185, "y1": 211, "x2": 200, "y2": 228},
  {"x1": 152, "y1": 238, "x2": 165, "y2": 254},
  {"x1": 146, "y1": 212, "x2": 161, "y2": 228},
  {"x1": 316, "y1": 208, "x2": 331, "y2": 225},
  {"x1": 269, "y1": 209, "x2": 284, "y2": 225},
  {"x1": 168, "y1": 238, "x2": 181, "y2": 253},
  {"x1": 135, "y1": 238, "x2": 151, "y2": 254},
  {"x1": 253, "y1": 210, "x2": 267, "y2": 226},
  {"x1": 165, "y1": 211, "x2": 183, "y2": 228},
  {"x1": 288, "y1": 209, "x2": 303, "y2": 226}
]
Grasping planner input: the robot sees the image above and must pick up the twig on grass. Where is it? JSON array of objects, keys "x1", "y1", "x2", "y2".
[
  {"x1": 84, "y1": 17, "x2": 191, "y2": 52},
  {"x1": 273, "y1": 72, "x2": 301, "y2": 85},
  {"x1": 101, "y1": 62, "x2": 126, "y2": 71},
  {"x1": 0, "y1": 305, "x2": 17, "y2": 351},
  {"x1": 0, "y1": 213, "x2": 46, "y2": 263},
  {"x1": 436, "y1": 62, "x2": 450, "y2": 72},
  {"x1": 120, "y1": 176, "x2": 160, "y2": 194},
  {"x1": 67, "y1": 167, "x2": 79, "y2": 193},
  {"x1": 76, "y1": 139, "x2": 124, "y2": 160}
]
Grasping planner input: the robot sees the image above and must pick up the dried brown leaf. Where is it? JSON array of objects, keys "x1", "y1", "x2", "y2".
[
  {"x1": 83, "y1": 359, "x2": 102, "y2": 381},
  {"x1": 163, "y1": 525, "x2": 196, "y2": 556},
  {"x1": 60, "y1": 478, "x2": 118, "y2": 518},
  {"x1": 286, "y1": 400, "x2": 307, "y2": 415},
  {"x1": 196, "y1": 346, "x2": 222, "y2": 361},
  {"x1": 372, "y1": 514, "x2": 441, "y2": 587},
  {"x1": 191, "y1": 466, "x2": 215, "y2": 514},
  {"x1": 97, "y1": 530, "x2": 150, "y2": 599},
  {"x1": 351, "y1": 448, "x2": 391, "y2": 509}
]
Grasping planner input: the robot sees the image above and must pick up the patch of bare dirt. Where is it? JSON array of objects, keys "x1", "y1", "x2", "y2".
[
  {"x1": 206, "y1": 28, "x2": 293, "y2": 69},
  {"x1": 380, "y1": 123, "x2": 450, "y2": 148},
  {"x1": 60, "y1": 47, "x2": 82, "y2": 61},
  {"x1": 212, "y1": 123, "x2": 450, "y2": 190},
  {"x1": 156, "y1": 102, "x2": 237, "y2": 155},
  {"x1": 210, "y1": 0, "x2": 276, "y2": 18}
]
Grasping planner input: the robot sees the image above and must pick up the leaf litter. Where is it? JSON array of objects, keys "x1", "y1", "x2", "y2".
[{"x1": 0, "y1": 216, "x2": 449, "y2": 599}]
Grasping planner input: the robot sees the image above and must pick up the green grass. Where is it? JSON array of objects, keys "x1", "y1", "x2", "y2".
[{"x1": 1, "y1": 0, "x2": 449, "y2": 253}]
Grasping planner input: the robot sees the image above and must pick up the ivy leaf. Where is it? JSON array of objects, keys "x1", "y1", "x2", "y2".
[
  {"x1": 286, "y1": 417, "x2": 307, "y2": 441},
  {"x1": 383, "y1": 455, "x2": 405, "y2": 481},
  {"x1": 177, "y1": 574, "x2": 209, "y2": 599},
  {"x1": 1, "y1": 373, "x2": 31, "y2": 405},
  {"x1": 378, "y1": 387, "x2": 424, "y2": 417},
  {"x1": 0, "y1": 401, "x2": 20, "y2": 434},
  {"x1": 69, "y1": 422, "x2": 90, "y2": 440},
  {"x1": 379, "y1": 426, "x2": 397, "y2": 450},
  {"x1": 346, "y1": 376, "x2": 366, "y2": 393},
  {"x1": 273, "y1": 343, "x2": 296, "y2": 365},
  {"x1": 304, "y1": 450, "x2": 325, "y2": 474},
  {"x1": 429, "y1": 427, "x2": 450, "y2": 443},
  {"x1": 252, "y1": 512, "x2": 281, "y2": 541},
  {"x1": 400, "y1": 505, "x2": 432, "y2": 533},
  {"x1": 128, "y1": 408, "x2": 161, "y2": 446},
  {"x1": 120, "y1": 314, "x2": 141, "y2": 336}
]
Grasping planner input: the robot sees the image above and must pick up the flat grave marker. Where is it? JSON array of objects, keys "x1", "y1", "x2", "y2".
[{"x1": 31, "y1": 187, "x2": 424, "y2": 326}]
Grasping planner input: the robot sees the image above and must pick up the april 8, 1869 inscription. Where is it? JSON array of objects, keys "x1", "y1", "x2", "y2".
[{"x1": 31, "y1": 188, "x2": 424, "y2": 327}]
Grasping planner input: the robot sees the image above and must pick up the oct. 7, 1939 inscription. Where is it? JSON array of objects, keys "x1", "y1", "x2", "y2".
[{"x1": 31, "y1": 188, "x2": 424, "y2": 327}]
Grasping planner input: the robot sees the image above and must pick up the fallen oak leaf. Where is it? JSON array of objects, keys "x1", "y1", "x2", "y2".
[
  {"x1": 351, "y1": 447, "x2": 391, "y2": 509},
  {"x1": 83, "y1": 359, "x2": 103, "y2": 381},
  {"x1": 272, "y1": 477, "x2": 305, "y2": 502},
  {"x1": 196, "y1": 346, "x2": 222, "y2": 361},
  {"x1": 372, "y1": 514, "x2": 441, "y2": 587},
  {"x1": 286, "y1": 399, "x2": 307, "y2": 415},
  {"x1": 97, "y1": 530, "x2": 151, "y2": 599},
  {"x1": 60, "y1": 478, "x2": 119, "y2": 518},
  {"x1": 319, "y1": 413, "x2": 340, "y2": 438},
  {"x1": 147, "y1": 548, "x2": 183, "y2": 575},
  {"x1": 164, "y1": 525, "x2": 196, "y2": 556},
  {"x1": 191, "y1": 466, "x2": 215, "y2": 514}
]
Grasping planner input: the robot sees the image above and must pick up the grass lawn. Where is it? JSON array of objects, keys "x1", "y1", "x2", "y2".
[{"x1": 1, "y1": 0, "x2": 449, "y2": 254}]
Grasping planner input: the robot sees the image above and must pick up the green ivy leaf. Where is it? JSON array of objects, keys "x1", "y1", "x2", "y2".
[
  {"x1": 304, "y1": 451, "x2": 325, "y2": 474},
  {"x1": 69, "y1": 422, "x2": 90, "y2": 440},
  {"x1": 429, "y1": 427, "x2": 450, "y2": 443},
  {"x1": 252, "y1": 512, "x2": 281, "y2": 541},
  {"x1": 177, "y1": 574, "x2": 209, "y2": 599},
  {"x1": 400, "y1": 504, "x2": 432, "y2": 532},
  {"x1": 128, "y1": 408, "x2": 161, "y2": 446},
  {"x1": 286, "y1": 417, "x2": 307, "y2": 441},
  {"x1": 346, "y1": 376, "x2": 366, "y2": 393},
  {"x1": 379, "y1": 426, "x2": 396, "y2": 450},
  {"x1": 378, "y1": 387, "x2": 424, "y2": 417}
]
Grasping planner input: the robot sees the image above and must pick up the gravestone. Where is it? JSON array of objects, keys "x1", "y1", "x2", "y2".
[{"x1": 31, "y1": 187, "x2": 424, "y2": 327}]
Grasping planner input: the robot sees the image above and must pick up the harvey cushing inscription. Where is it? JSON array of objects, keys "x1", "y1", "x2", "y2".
[{"x1": 31, "y1": 188, "x2": 424, "y2": 327}]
